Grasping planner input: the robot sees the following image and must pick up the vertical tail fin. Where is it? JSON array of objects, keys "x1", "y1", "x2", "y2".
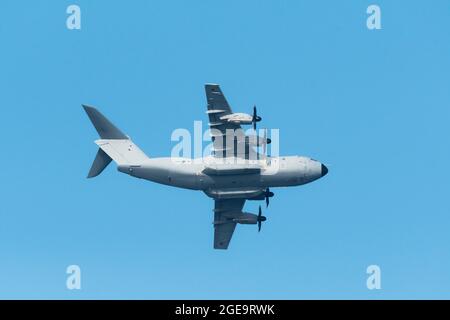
[
  {"x1": 83, "y1": 105, "x2": 149, "y2": 178},
  {"x1": 82, "y1": 105, "x2": 127, "y2": 139}
]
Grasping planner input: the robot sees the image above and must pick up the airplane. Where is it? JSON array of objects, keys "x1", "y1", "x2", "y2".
[{"x1": 83, "y1": 84, "x2": 328, "y2": 249}]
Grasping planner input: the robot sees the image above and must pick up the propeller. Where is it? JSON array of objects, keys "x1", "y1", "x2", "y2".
[
  {"x1": 252, "y1": 105, "x2": 262, "y2": 130},
  {"x1": 262, "y1": 128, "x2": 267, "y2": 157},
  {"x1": 264, "y1": 187, "x2": 274, "y2": 207},
  {"x1": 257, "y1": 205, "x2": 267, "y2": 232}
]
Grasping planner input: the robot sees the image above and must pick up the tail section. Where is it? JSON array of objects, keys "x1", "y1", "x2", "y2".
[
  {"x1": 83, "y1": 105, "x2": 149, "y2": 178},
  {"x1": 83, "y1": 105, "x2": 127, "y2": 139},
  {"x1": 87, "y1": 148, "x2": 112, "y2": 178}
]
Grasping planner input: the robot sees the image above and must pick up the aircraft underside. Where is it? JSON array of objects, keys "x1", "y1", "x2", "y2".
[{"x1": 83, "y1": 84, "x2": 328, "y2": 249}]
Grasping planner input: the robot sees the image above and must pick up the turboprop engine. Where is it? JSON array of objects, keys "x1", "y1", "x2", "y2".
[
  {"x1": 245, "y1": 134, "x2": 271, "y2": 147},
  {"x1": 232, "y1": 206, "x2": 266, "y2": 232},
  {"x1": 220, "y1": 113, "x2": 255, "y2": 125},
  {"x1": 233, "y1": 213, "x2": 260, "y2": 224},
  {"x1": 219, "y1": 106, "x2": 262, "y2": 129}
]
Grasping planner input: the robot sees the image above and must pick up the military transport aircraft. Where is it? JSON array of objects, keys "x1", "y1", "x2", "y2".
[{"x1": 83, "y1": 84, "x2": 328, "y2": 249}]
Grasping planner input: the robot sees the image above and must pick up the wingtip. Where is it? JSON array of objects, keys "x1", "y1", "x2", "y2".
[
  {"x1": 82, "y1": 104, "x2": 96, "y2": 112},
  {"x1": 86, "y1": 172, "x2": 96, "y2": 179}
]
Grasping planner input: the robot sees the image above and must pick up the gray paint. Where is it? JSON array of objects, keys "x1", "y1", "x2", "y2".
[
  {"x1": 87, "y1": 148, "x2": 112, "y2": 178},
  {"x1": 83, "y1": 84, "x2": 328, "y2": 249}
]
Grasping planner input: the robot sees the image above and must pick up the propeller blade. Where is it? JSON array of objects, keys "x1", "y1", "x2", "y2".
[
  {"x1": 252, "y1": 105, "x2": 257, "y2": 130},
  {"x1": 258, "y1": 205, "x2": 262, "y2": 232},
  {"x1": 257, "y1": 205, "x2": 267, "y2": 232},
  {"x1": 265, "y1": 187, "x2": 274, "y2": 207}
]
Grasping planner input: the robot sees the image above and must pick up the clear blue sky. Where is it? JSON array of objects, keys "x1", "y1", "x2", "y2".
[{"x1": 1, "y1": 0, "x2": 449, "y2": 299}]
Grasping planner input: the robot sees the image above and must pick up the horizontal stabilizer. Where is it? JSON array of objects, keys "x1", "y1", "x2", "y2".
[
  {"x1": 87, "y1": 148, "x2": 112, "y2": 178},
  {"x1": 95, "y1": 139, "x2": 148, "y2": 165}
]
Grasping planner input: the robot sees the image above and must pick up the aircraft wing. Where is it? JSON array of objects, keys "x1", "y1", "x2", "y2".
[
  {"x1": 213, "y1": 198, "x2": 246, "y2": 249},
  {"x1": 205, "y1": 83, "x2": 241, "y2": 131},
  {"x1": 205, "y1": 84, "x2": 241, "y2": 158},
  {"x1": 205, "y1": 84, "x2": 257, "y2": 159}
]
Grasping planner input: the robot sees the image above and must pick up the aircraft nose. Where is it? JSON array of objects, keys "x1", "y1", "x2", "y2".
[{"x1": 321, "y1": 164, "x2": 328, "y2": 177}]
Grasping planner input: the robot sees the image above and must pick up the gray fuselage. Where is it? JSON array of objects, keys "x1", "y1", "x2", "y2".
[{"x1": 117, "y1": 155, "x2": 327, "y2": 199}]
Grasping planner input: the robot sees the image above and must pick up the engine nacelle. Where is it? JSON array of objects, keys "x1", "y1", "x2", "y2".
[
  {"x1": 232, "y1": 213, "x2": 258, "y2": 225},
  {"x1": 220, "y1": 113, "x2": 253, "y2": 125},
  {"x1": 245, "y1": 135, "x2": 271, "y2": 147}
]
